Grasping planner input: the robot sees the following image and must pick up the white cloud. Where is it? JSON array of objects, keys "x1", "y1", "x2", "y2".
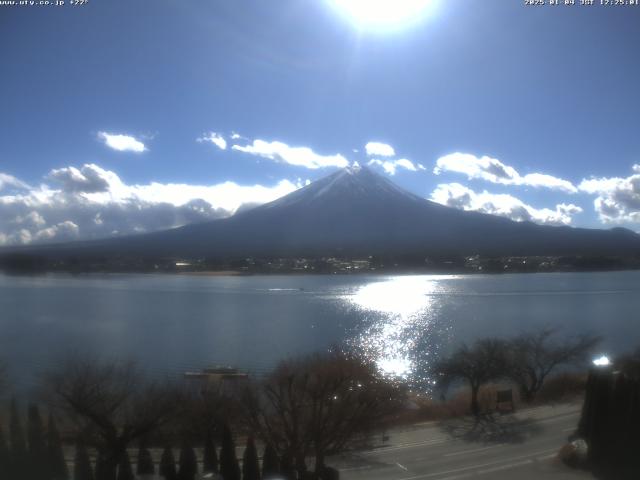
[
  {"x1": 0, "y1": 165, "x2": 302, "y2": 245},
  {"x1": 232, "y1": 139, "x2": 349, "y2": 169},
  {"x1": 368, "y1": 158, "x2": 426, "y2": 175},
  {"x1": 431, "y1": 182, "x2": 582, "y2": 226},
  {"x1": 0, "y1": 173, "x2": 29, "y2": 191},
  {"x1": 578, "y1": 165, "x2": 640, "y2": 223},
  {"x1": 47, "y1": 164, "x2": 111, "y2": 193},
  {"x1": 197, "y1": 132, "x2": 227, "y2": 150},
  {"x1": 97, "y1": 132, "x2": 147, "y2": 153},
  {"x1": 434, "y1": 153, "x2": 577, "y2": 193},
  {"x1": 365, "y1": 142, "x2": 396, "y2": 157},
  {"x1": 34, "y1": 221, "x2": 79, "y2": 243}
]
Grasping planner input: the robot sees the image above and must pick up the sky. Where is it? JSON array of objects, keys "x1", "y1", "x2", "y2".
[{"x1": 1, "y1": 0, "x2": 640, "y2": 245}]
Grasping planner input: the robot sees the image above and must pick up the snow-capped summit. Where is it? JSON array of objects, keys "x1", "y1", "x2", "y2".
[
  {"x1": 261, "y1": 165, "x2": 427, "y2": 211},
  {"x1": 18, "y1": 166, "x2": 640, "y2": 259}
]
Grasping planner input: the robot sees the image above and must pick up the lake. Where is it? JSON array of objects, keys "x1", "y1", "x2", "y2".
[{"x1": 1, "y1": 271, "x2": 638, "y2": 394}]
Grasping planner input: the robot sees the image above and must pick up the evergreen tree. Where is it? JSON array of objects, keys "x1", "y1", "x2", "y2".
[
  {"x1": 116, "y1": 451, "x2": 134, "y2": 480},
  {"x1": 177, "y1": 443, "x2": 197, "y2": 480},
  {"x1": 0, "y1": 422, "x2": 10, "y2": 480},
  {"x1": 73, "y1": 442, "x2": 94, "y2": 480},
  {"x1": 9, "y1": 399, "x2": 27, "y2": 480},
  {"x1": 136, "y1": 442, "x2": 155, "y2": 476},
  {"x1": 27, "y1": 404, "x2": 47, "y2": 479},
  {"x1": 202, "y1": 430, "x2": 218, "y2": 473},
  {"x1": 279, "y1": 451, "x2": 296, "y2": 480},
  {"x1": 261, "y1": 444, "x2": 280, "y2": 479},
  {"x1": 159, "y1": 447, "x2": 177, "y2": 480},
  {"x1": 47, "y1": 413, "x2": 69, "y2": 480},
  {"x1": 242, "y1": 437, "x2": 260, "y2": 480},
  {"x1": 219, "y1": 425, "x2": 240, "y2": 480},
  {"x1": 94, "y1": 450, "x2": 110, "y2": 480}
]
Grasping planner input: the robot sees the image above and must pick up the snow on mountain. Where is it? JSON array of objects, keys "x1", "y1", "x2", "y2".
[{"x1": 9, "y1": 166, "x2": 640, "y2": 259}]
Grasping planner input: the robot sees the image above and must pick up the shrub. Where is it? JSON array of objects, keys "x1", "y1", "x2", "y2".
[
  {"x1": 178, "y1": 444, "x2": 197, "y2": 480},
  {"x1": 159, "y1": 447, "x2": 177, "y2": 480},
  {"x1": 73, "y1": 442, "x2": 94, "y2": 480}
]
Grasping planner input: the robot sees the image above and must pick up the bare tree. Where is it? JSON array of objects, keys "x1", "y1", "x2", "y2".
[
  {"x1": 506, "y1": 328, "x2": 601, "y2": 402},
  {"x1": 243, "y1": 350, "x2": 404, "y2": 476},
  {"x1": 433, "y1": 338, "x2": 508, "y2": 417},
  {"x1": 43, "y1": 356, "x2": 181, "y2": 480},
  {"x1": 615, "y1": 346, "x2": 640, "y2": 377},
  {"x1": 176, "y1": 378, "x2": 242, "y2": 444}
]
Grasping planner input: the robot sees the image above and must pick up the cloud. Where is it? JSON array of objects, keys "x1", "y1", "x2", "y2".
[
  {"x1": 578, "y1": 165, "x2": 640, "y2": 223},
  {"x1": 0, "y1": 173, "x2": 29, "y2": 191},
  {"x1": 434, "y1": 153, "x2": 577, "y2": 193},
  {"x1": 197, "y1": 132, "x2": 227, "y2": 150},
  {"x1": 368, "y1": 158, "x2": 426, "y2": 175},
  {"x1": 0, "y1": 165, "x2": 301, "y2": 245},
  {"x1": 34, "y1": 221, "x2": 80, "y2": 243},
  {"x1": 365, "y1": 142, "x2": 395, "y2": 157},
  {"x1": 431, "y1": 182, "x2": 582, "y2": 226},
  {"x1": 232, "y1": 139, "x2": 349, "y2": 169},
  {"x1": 97, "y1": 132, "x2": 147, "y2": 153},
  {"x1": 47, "y1": 164, "x2": 111, "y2": 193}
]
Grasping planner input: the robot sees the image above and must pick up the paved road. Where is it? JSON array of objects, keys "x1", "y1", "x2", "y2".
[{"x1": 334, "y1": 403, "x2": 594, "y2": 480}]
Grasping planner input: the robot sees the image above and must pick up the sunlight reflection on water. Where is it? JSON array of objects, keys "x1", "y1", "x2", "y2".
[{"x1": 343, "y1": 276, "x2": 455, "y2": 386}]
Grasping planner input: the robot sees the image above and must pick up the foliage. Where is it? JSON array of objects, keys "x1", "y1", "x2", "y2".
[
  {"x1": 0, "y1": 421, "x2": 9, "y2": 479},
  {"x1": 9, "y1": 399, "x2": 27, "y2": 479},
  {"x1": 202, "y1": 430, "x2": 218, "y2": 473},
  {"x1": 95, "y1": 451, "x2": 110, "y2": 480},
  {"x1": 48, "y1": 413, "x2": 70, "y2": 480},
  {"x1": 220, "y1": 425, "x2": 241, "y2": 480},
  {"x1": 159, "y1": 447, "x2": 177, "y2": 480},
  {"x1": 74, "y1": 442, "x2": 94, "y2": 480},
  {"x1": 178, "y1": 444, "x2": 197, "y2": 480},
  {"x1": 116, "y1": 451, "x2": 134, "y2": 480},
  {"x1": 261, "y1": 443, "x2": 280, "y2": 479},
  {"x1": 616, "y1": 346, "x2": 640, "y2": 378},
  {"x1": 279, "y1": 451, "x2": 296, "y2": 480},
  {"x1": 242, "y1": 437, "x2": 260, "y2": 480},
  {"x1": 27, "y1": 404, "x2": 47, "y2": 478},
  {"x1": 136, "y1": 442, "x2": 155, "y2": 475}
]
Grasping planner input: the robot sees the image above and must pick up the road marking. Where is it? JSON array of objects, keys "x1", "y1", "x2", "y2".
[
  {"x1": 361, "y1": 437, "x2": 449, "y2": 455},
  {"x1": 340, "y1": 465, "x2": 373, "y2": 472},
  {"x1": 477, "y1": 459, "x2": 533, "y2": 474},
  {"x1": 395, "y1": 448, "x2": 557, "y2": 480},
  {"x1": 536, "y1": 453, "x2": 557, "y2": 461},
  {"x1": 443, "y1": 444, "x2": 505, "y2": 457},
  {"x1": 397, "y1": 463, "x2": 409, "y2": 471}
]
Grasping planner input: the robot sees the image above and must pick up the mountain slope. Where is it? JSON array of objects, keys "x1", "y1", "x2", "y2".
[{"x1": 12, "y1": 166, "x2": 640, "y2": 258}]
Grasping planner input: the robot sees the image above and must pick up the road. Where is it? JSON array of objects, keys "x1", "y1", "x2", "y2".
[{"x1": 333, "y1": 403, "x2": 594, "y2": 480}]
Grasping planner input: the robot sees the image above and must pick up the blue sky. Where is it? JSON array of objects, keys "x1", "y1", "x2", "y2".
[{"x1": 1, "y1": 0, "x2": 640, "y2": 244}]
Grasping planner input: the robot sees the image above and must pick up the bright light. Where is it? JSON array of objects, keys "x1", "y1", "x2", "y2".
[
  {"x1": 346, "y1": 276, "x2": 441, "y2": 377},
  {"x1": 351, "y1": 276, "x2": 435, "y2": 317},
  {"x1": 330, "y1": 0, "x2": 437, "y2": 30},
  {"x1": 593, "y1": 355, "x2": 611, "y2": 367}
]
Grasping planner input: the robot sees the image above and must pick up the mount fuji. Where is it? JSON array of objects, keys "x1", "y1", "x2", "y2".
[{"x1": 11, "y1": 166, "x2": 640, "y2": 259}]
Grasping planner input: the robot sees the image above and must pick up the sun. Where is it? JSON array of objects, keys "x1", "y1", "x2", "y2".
[{"x1": 330, "y1": 0, "x2": 437, "y2": 30}]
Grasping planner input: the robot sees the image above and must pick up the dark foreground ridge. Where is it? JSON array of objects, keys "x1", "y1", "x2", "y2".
[{"x1": 2, "y1": 166, "x2": 640, "y2": 272}]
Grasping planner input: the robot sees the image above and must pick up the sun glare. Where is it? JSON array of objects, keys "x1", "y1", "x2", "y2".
[{"x1": 331, "y1": 0, "x2": 437, "y2": 30}]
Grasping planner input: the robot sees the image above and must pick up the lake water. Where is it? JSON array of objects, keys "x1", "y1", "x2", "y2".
[{"x1": 1, "y1": 271, "x2": 638, "y2": 393}]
